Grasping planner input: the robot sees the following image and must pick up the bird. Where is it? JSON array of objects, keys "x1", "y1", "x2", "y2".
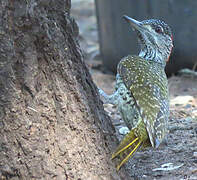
[{"x1": 99, "y1": 15, "x2": 173, "y2": 170}]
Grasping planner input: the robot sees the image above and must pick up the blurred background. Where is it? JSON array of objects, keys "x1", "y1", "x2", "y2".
[
  {"x1": 72, "y1": 0, "x2": 197, "y2": 75},
  {"x1": 71, "y1": 1, "x2": 197, "y2": 178}
]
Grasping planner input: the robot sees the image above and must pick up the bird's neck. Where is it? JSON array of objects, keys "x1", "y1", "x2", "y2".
[{"x1": 139, "y1": 45, "x2": 169, "y2": 67}]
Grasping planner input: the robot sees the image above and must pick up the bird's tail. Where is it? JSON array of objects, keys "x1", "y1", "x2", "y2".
[{"x1": 112, "y1": 128, "x2": 143, "y2": 171}]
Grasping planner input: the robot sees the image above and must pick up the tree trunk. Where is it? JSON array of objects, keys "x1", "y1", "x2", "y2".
[{"x1": 0, "y1": 0, "x2": 129, "y2": 179}]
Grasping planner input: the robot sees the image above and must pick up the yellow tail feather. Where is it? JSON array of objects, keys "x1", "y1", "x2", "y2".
[
  {"x1": 112, "y1": 129, "x2": 143, "y2": 170},
  {"x1": 116, "y1": 140, "x2": 141, "y2": 171},
  {"x1": 111, "y1": 137, "x2": 139, "y2": 159}
]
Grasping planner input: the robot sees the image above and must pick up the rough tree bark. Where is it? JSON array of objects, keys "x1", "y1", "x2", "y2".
[{"x1": 0, "y1": 0, "x2": 130, "y2": 179}]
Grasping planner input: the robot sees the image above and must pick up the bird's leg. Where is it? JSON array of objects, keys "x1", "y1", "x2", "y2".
[{"x1": 98, "y1": 88, "x2": 119, "y2": 105}]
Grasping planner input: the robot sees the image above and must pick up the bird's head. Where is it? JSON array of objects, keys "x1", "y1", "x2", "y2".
[{"x1": 123, "y1": 15, "x2": 173, "y2": 66}]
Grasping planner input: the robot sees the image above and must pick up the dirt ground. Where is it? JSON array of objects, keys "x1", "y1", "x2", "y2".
[{"x1": 71, "y1": 1, "x2": 197, "y2": 179}]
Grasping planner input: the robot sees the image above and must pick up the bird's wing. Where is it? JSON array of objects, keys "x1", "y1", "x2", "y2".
[{"x1": 117, "y1": 55, "x2": 169, "y2": 148}]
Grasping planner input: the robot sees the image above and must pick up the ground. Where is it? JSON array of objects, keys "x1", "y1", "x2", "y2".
[{"x1": 71, "y1": 1, "x2": 197, "y2": 179}]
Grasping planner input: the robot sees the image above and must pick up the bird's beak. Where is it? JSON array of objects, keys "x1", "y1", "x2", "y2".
[{"x1": 123, "y1": 15, "x2": 144, "y2": 32}]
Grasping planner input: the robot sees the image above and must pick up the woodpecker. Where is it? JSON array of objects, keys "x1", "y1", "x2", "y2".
[{"x1": 99, "y1": 15, "x2": 173, "y2": 170}]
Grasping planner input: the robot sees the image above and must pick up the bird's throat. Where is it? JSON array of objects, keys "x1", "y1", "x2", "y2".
[{"x1": 139, "y1": 45, "x2": 168, "y2": 67}]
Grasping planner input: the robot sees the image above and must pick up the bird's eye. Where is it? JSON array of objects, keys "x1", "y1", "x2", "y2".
[{"x1": 155, "y1": 26, "x2": 163, "y2": 33}]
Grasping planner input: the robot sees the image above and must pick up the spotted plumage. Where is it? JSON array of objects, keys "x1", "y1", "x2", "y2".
[
  {"x1": 98, "y1": 16, "x2": 173, "y2": 170},
  {"x1": 117, "y1": 55, "x2": 169, "y2": 148}
]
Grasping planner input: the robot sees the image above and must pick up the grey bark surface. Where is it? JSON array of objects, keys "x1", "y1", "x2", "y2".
[{"x1": 0, "y1": 0, "x2": 130, "y2": 179}]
